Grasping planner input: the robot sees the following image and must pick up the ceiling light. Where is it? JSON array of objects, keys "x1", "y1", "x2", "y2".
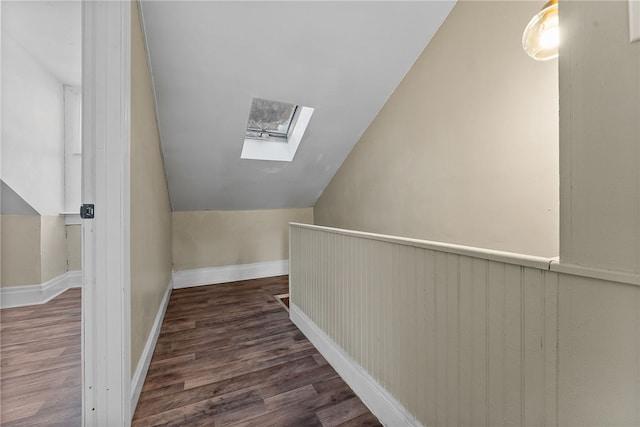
[{"x1": 522, "y1": 0, "x2": 559, "y2": 61}]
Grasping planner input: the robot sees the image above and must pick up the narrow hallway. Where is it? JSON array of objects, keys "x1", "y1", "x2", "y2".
[{"x1": 133, "y1": 276, "x2": 380, "y2": 426}]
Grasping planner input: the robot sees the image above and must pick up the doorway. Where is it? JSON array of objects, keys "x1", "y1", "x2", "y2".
[
  {"x1": 2, "y1": 1, "x2": 133, "y2": 425},
  {"x1": 1, "y1": 1, "x2": 83, "y2": 425}
]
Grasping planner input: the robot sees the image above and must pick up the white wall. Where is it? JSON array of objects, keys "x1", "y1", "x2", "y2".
[
  {"x1": 1, "y1": 33, "x2": 65, "y2": 215},
  {"x1": 64, "y1": 85, "x2": 82, "y2": 213},
  {"x1": 1, "y1": 20, "x2": 81, "y2": 288}
]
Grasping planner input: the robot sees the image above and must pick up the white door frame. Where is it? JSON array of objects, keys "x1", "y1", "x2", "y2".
[{"x1": 81, "y1": 1, "x2": 132, "y2": 425}]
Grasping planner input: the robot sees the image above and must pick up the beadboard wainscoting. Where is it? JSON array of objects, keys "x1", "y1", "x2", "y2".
[
  {"x1": 0, "y1": 270, "x2": 82, "y2": 309},
  {"x1": 289, "y1": 223, "x2": 640, "y2": 427}
]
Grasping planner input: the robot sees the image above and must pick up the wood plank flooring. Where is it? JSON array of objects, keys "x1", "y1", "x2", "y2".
[
  {"x1": 133, "y1": 276, "x2": 381, "y2": 427},
  {"x1": 0, "y1": 277, "x2": 380, "y2": 426},
  {"x1": 0, "y1": 288, "x2": 82, "y2": 427}
]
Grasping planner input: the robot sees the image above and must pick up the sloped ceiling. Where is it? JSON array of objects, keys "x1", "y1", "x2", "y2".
[
  {"x1": 140, "y1": 1, "x2": 455, "y2": 211},
  {"x1": 2, "y1": 1, "x2": 81, "y2": 87}
]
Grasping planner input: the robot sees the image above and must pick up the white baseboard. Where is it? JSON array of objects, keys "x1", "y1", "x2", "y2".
[
  {"x1": 131, "y1": 278, "x2": 173, "y2": 418},
  {"x1": 290, "y1": 304, "x2": 422, "y2": 427},
  {"x1": 172, "y1": 260, "x2": 288, "y2": 289},
  {"x1": 0, "y1": 270, "x2": 82, "y2": 309}
]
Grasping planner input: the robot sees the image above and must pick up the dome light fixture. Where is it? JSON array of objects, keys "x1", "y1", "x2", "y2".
[{"x1": 522, "y1": 0, "x2": 559, "y2": 61}]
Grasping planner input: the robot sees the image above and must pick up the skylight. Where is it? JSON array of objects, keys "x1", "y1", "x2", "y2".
[
  {"x1": 241, "y1": 97, "x2": 314, "y2": 162},
  {"x1": 246, "y1": 98, "x2": 297, "y2": 141}
]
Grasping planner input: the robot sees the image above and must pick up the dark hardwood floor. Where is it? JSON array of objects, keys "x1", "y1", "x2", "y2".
[
  {"x1": 0, "y1": 277, "x2": 379, "y2": 426},
  {"x1": 0, "y1": 288, "x2": 82, "y2": 427},
  {"x1": 133, "y1": 276, "x2": 381, "y2": 427}
]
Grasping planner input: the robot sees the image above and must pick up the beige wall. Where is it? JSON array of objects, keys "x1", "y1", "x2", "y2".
[
  {"x1": 172, "y1": 208, "x2": 313, "y2": 271},
  {"x1": 0, "y1": 215, "x2": 41, "y2": 287},
  {"x1": 553, "y1": 3, "x2": 640, "y2": 419},
  {"x1": 556, "y1": 274, "x2": 639, "y2": 425},
  {"x1": 130, "y1": 1, "x2": 173, "y2": 375},
  {"x1": 40, "y1": 215, "x2": 66, "y2": 283},
  {"x1": 559, "y1": 1, "x2": 640, "y2": 273},
  {"x1": 65, "y1": 224, "x2": 81, "y2": 271},
  {"x1": 295, "y1": 1, "x2": 640, "y2": 424},
  {"x1": 314, "y1": 1, "x2": 559, "y2": 258},
  {"x1": 1, "y1": 216, "x2": 76, "y2": 287}
]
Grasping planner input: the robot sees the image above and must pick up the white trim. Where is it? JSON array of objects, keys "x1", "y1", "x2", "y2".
[
  {"x1": 82, "y1": 1, "x2": 132, "y2": 425},
  {"x1": 130, "y1": 279, "x2": 172, "y2": 419},
  {"x1": 172, "y1": 260, "x2": 289, "y2": 289},
  {"x1": 290, "y1": 304, "x2": 422, "y2": 427},
  {"x1": 63, "y1": 213, "x2": 82, "y2": 225},
  {"x1": 549, "y1": 260, "x2": 640, "y2": 286},
  {"x1": 0, "y1": 270, "x2": 82, "y2": 309}
]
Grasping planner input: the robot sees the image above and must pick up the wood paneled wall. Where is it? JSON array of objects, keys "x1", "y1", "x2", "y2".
[{"x1": 289, "y1": 223, "x2": 640, "y2": 426}]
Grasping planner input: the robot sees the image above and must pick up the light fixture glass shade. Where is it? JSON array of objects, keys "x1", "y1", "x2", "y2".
[{"x1": 522, "y1": 0, "x2": 559, "y2": 61}]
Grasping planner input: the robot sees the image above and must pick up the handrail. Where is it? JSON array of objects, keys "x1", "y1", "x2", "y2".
[
  {"x1": 289, "y1": 222, "x2": 554, "y2": 270},
  {"x1": 290, "y1": 223, "x2": 640, "y2": 286}
]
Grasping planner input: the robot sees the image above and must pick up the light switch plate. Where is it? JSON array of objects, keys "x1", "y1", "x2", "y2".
[{"x1": 630, "y1": 0, "x2": 640, "y2": 42}]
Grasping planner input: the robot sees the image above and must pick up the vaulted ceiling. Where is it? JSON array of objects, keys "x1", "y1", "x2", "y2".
[{"x1": 140, "y1": 1, "x2": 455, "y2": 211}]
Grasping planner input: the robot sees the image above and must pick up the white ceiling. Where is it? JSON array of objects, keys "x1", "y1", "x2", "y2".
[
  {"x1": 140, "y1": 1, "x2": 455, "y2": 211},
  {"x1": 2, "y1": 1, "x2": 81, "y2": 87}
]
